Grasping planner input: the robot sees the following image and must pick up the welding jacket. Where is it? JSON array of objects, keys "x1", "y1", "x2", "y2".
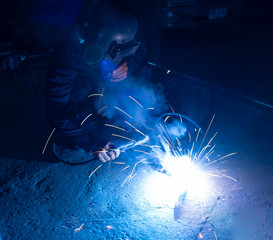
[{"x1": 46, "y1": 34, "x2": 148, "y2": 151}]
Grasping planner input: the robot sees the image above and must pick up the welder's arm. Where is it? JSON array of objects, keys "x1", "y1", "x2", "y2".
[
  {"x1": 46, "y1": 48, "x2": 80, "y2": 134},
  {"x1": 46, "y1": 44, "x2": 100, "y2": 153}
]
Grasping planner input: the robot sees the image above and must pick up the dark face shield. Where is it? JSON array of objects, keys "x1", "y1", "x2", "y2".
[{"x1": 106, "y1": 39, "x2": 140, "y2": 65}]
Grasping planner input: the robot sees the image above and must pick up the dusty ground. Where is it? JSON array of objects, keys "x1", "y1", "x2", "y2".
[{"x1": 0, "y1": 62, "x2": 273, "y2": 240}]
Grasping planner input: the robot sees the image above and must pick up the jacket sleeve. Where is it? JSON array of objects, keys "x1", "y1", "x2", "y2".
[{"x1": 46, "y1": 41, "x2": 83, "y2": 134}]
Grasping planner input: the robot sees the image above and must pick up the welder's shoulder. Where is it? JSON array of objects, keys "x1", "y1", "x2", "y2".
[{"x1": 49, "y1": 36, "x2": 82, "y2": 68}]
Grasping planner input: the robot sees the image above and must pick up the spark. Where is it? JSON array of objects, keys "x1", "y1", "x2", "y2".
[
  {"x1": 218, "y1": 174, "x2": 237, "y2": 182},
  {"x1": 98, "y1": 88, "x2": 105, "y2": 106},
  {"x1": 81, "y1": 113, "x2": 93, "y2": 125},
  {"x1": 105, "y1": 123, "x2": 126, "y2": 131},
  {"x1": 112, "y1": 162, "x2": 126, "y2": 165},
  {"x1": 88, "y1": 93, "x2": 103, "y2": 98},
  {"x1": 112, "y1": 134, "x2": 136, "y2": 142},
  {"x1": 187, "y1": 131, "x2": 191, "y2": 143},
  {"x1": 124, "y1": 121, "x2": 146, "y2": 136},
  {"x1": 150, "y1": 144, "x2": 162, "y2": 149},
  {"x1": 97, "y1": 106, "x2": 107, "y2": 115},
  {"x1": 74, "y1": 223, "x2": 84, "y2": 233},
  {"x1": 115, "y1": 106, "x2": 133, "y2": 119},
  {"x1": 179, "y1": 115, "x2": 183, "y2": 122},
  {"x1": 198, "y1": 232, "x2": 204, "y2": 239},
  {"x1": 198, "y1": 115, "x2": 215, "y2": 152},
  {"x1": 159, "y1": 123, "x2": 177, "y2": 154},
  {"x1": 146, "y1": 107, "x2": 154, "y2": 110},
  {"x1": 195, "y1": 128, "x2": 202, "y2": 142},
  {"x1": 129, "y1": 95, "x2": 143, "y2": 108},
  {"x1": 175, "y1": 137, "x2": 181, "y2": 147},
  {"x1": 121, "y1": 159, "x2": 146, "y2": 187},
  {"x1": 167, "y1": 102, "x2": 175, "y2": 113},
  {"x1": 89, "y1": 164, "x2": 102, "y2": 178},
  {"x1": 164, "y1": 115, "x2": 170, "y2": 122},
  {"x1": 120, "y1": 166, "x2": 130, "y2": 172},
  {"x1": 121, "y1": 174, "x2": 132, "y2": 187},
  {"x1": 167, "y1": 69, "x2": 171, "y2": 74},
  {"x1": 196, "y1": 132, "x2": 217, "y2": 162},
  {"x1": 42, "y1": 128, "x2": 56, "y2": 155},
  {"x1": 206, "y1": 173, "x2": 237, "y2": 182},
  {"x1": 89, "y1": 150, "x2": 105, "y2": 156},
  {"x1": 131, "y1": 173, "x2": 137, "y2": 179},
  {"x1": 133, "y1": 149, "x2": 152, "y2": 155},
  {"x1": 202, "y1": 159, "x2": 219, "y2": 169},
  {"x1": 214, "y1": 231, "x2": 218, "y2": 240},
  {"x1": 217, "y1": 152, "x2": 237, "y2": 161},
  {"x1": 106, "y1": 225, "x2": 114, "y2": 230},
  {"x1": 102, "y1": 111, "x2": 110, "y2": 118},
  {"x1": 202, "y1": 144, "x2": 216, "y2": 162}
]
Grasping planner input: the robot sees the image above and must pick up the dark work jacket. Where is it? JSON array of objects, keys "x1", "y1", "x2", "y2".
[{"x1": 45, "y1": 33, "x2": 147, "y2": 150}]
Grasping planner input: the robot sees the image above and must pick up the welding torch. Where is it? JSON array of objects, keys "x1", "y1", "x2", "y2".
[{"x1": 116, "y1": 135, "x2": 150, "y2": 152}]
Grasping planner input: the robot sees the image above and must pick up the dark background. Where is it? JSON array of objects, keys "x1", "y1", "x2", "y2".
[{"x1": 1, "y1": 0, "x2": 273, "y2": 107}]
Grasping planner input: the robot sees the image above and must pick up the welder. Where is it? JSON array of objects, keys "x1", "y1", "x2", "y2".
[{"x1": 45, "y1": 0, "x2": 149, "y2": 163}]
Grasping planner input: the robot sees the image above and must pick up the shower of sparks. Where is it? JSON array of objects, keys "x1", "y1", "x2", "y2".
[
  {"x1": 115, "y1": 106, "x2": 133, "y2": 119},
  {"x1": 74, "y1": 223, "x2": 84, "y2": 233},
  {"x1": 83, "y1": 108, "x2": 236, "y2": 239},
  {"x1": 124, "y1": 121, "x2": 146, "y2": 136},
  {"x1": 112, "y1": 134, "x2": 136, "y2": 143},
  {"x1": 42, "y1": 128, "x2": 56, "y2": 155},
  {"x1": 89, "y1": 164, "x2": 102, "y2": 178},
  {"x1": 105, "y1": 123, "x2": 126, "y2": 132},
  {"x1": 121, "y1": 159, "x2": 146, "y2": 187},
  {"x1": 148, "y1": 114, "x2": 237, "y2": 207},
  {"x1": 129, "y1": 95, "x2": 143, "y2": 108},
  {"x1": 81, "y1": 113, "x2": 93, "y2": 125},
  {"x1": 97, "y1": 106, "x2": 107, "y2": 115}
]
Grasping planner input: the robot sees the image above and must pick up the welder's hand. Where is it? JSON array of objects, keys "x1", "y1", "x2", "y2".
[
  {"x1": 110, "y1": 62, "x2": 128, "y2": 82},
  {"x1": 98, "y1": 142, "x2": 120, "y2": 163}
]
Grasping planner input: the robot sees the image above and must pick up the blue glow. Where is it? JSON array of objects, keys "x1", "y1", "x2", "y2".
[
  {"x1": 146, "y1": 155, "x2": 209, "y2": 207},
  {"x1": 101, "y1": 59, "x2": 118, "y2": 82}
]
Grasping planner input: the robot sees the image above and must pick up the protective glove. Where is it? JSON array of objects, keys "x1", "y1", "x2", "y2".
[
  {"x1": 55, "y1": 130, "x2": 120, "y2": 163},
  {"x1": 97, "y1": 142, "x2": 120, "y2": 163},
  {"x1": 110, "y1": 62, "x2": 128, "y2": 82}
]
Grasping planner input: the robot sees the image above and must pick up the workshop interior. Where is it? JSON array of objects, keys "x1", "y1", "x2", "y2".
[{"x1": 1, "y1": 0, "x2": 273, "y2": 239}]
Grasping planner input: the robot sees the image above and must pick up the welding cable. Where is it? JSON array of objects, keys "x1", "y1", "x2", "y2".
[
  {"x1": 156, "y1": 113, "x2": 203, "y2": 135},
  {"x1": 53, "y1": 135, "x2": 149, "y2": 166}
]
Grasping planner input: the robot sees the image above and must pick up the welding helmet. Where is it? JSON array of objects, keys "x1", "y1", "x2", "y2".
[{"x1": 81, "y1": 1, "x2": 139, "y2": 69}]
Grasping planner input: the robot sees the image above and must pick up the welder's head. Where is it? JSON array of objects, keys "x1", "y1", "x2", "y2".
[{"x1": 82, "y1": 1, "x2": 139, "y2": 66}]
